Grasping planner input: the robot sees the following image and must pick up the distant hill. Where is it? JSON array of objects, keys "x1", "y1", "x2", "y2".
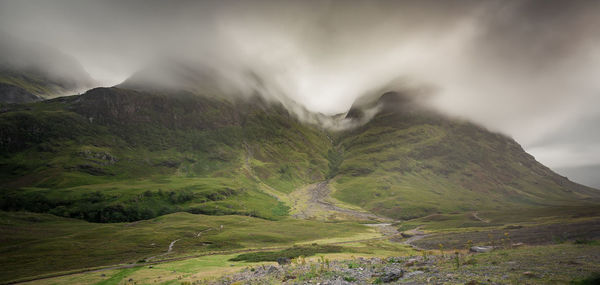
[
  {"x1": 0, "y1": 33, "x2": 95, "y2": 103},
  {"x1": 556, "y1": 165, "x2": 600, "y2": 189}
]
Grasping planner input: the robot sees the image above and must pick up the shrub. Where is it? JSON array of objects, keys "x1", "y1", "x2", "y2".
[{"x1": 229, "y1": 244, "x2": 344, "y2": 262}]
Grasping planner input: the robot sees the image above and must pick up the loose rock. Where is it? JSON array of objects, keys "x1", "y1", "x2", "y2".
[{"x1": 470, "y1": 246, "x2": 494, "y2": 253}]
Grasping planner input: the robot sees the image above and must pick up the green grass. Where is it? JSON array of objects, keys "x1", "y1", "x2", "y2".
[
  {"x1": 51, "y1": 239, "x2": 600, "y2": 284},
  {"x1": 571, "y1": 273, "x2": 600, "y2": 285},
  {"x1": 229, "y1": 244, "x2": 345, "y2": 262},
  {"x1": 1, "y1": 175, "x2": 291, "y2": 222},
  {"x1": 330, "y1": 109, "x2": 600, "y2": 220},
  {"x1": 0, "y1": 211, "x2": 369, "y2": 283},
  {"x1": 22, "y1": 238, "x2": 418, "y2": 285},
  {"x1": 396, "y1": 205, "x2": 600, "y2": 233},
  {"x1": 2, "y1": 87, "x2": 597, "y2": 224},
  {"x1": 448, "y1": 243, "x2": 600, "y2": 284},
  {"x1": 94, "y1": 267, "x2": 142, "y2": 285},
  {"x1": 0, "y1": 88, "x2": 333, "y2": 223},
  {"x1": 396, "y1": 206, "x2": 600, "y2": 253}
]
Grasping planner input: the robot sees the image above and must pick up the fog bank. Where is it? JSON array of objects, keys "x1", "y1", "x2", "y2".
[{"x1": 1, "y1": 0, "x2": 599, "y2": 175}]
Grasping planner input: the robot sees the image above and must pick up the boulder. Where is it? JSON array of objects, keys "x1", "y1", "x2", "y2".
[
  {"x1": 470, "y1": 246, "x2": 493, "y2": 253},
  {"x1": 266, "y1": 265, "x2": 280, "y2": 274},
  {"x1": 277, "y1": 257, "x2": 291, "y2": 266},
  {"x1": 380, "y1": 268, "x2": 404, "y2": 283},
  {"x1": 404, "y1": 258, "x2": 418, "y2": 267}
]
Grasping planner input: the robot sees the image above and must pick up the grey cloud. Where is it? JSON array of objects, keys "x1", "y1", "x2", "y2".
[{"x1": 0, "y1": 0, "x2": 599, "y2": 181}]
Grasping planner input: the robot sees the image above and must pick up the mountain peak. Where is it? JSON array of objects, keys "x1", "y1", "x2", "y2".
[{"x1": 344, "y1": 90, "x2": 423, "y2": 121}]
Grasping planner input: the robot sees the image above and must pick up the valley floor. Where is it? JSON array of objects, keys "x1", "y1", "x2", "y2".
[
  {"x1": 2, "y1": 206, "x2": 599, "y2": 285},
  {"x1": 13, "y1": 232, "x2": 600, "y2": 285},
  {"x1": 2, "y1": 180, "x2": 600, "y2": 285}
]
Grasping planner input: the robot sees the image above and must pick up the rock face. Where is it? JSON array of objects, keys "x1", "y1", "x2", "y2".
[
  {"x1": 0, "y1": 83, "x2": 42, "y2": 104},
  {"x1": 78, "y1": 149, "x2": 118, "y2": 165},
  {"x1": 470, "y1": 246, "x2": 494, "y2": 253}
]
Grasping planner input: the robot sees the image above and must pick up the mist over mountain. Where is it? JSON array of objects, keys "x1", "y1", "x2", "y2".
[
  {"x1": 0, "y1": 32, "x2": 95, "y2": 100},
  {"x1": 2, "y1": 0, "x2": 599, "y2": 175}
]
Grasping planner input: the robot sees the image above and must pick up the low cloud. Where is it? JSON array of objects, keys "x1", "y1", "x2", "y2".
[{"x1": 1, "y1": 0, "x2": 599, "y2": 174}]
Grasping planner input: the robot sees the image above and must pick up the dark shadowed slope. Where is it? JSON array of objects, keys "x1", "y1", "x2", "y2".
[{"x1": 0, "y1": 82, "x2": 41, "y2": 104}]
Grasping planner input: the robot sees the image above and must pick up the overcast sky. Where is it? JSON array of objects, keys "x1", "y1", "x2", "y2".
[{"x1": 1, "y1": 0, "x2": 599, "y2": 186}]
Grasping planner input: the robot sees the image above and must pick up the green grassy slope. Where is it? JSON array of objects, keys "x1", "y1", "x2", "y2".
[
  {"x1": 1, "y1": 88, "x2": 598, "y2": 223},
  {"x1": 331, "y1": 92, "x2": 600, "y2": 219},
  {"x1": 0, "y1": 87, "x2": 330, "y2": 222}
]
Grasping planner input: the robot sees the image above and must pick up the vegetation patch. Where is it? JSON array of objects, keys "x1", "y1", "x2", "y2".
[
  {"x1": 229, "y1": 244, "x2": 345, "y2": 262},
  {"x1": 571, "y1": 273, "x2": 600, "y2": 285}
]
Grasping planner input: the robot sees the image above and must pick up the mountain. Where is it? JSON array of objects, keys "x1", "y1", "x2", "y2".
[
  {"x1": 0, "y1": 33, "x2": 95, "y2": 103},
  {"x1": 0, "y1": 80, "x2": 598, "y2": 223},
  {"x1": 332, "y1": 91, "x2": 599, "y2": 219},
  {"x1": 0, "y1": 86, "x2": 331, "y2": 222},
  {"x1": 1, "y1": 69, "x2": 599, "y2": 284}
]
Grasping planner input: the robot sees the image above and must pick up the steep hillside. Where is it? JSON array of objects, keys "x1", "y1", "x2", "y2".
[
  {"x1": 331, "y1": 92, "x2": 600, "y2": 219},
  {"x1": 0, "y1": 84, "x2": 598, "y2": 224},
  {"x1": 0, "y1": 87, "x2": 331, "y2": 222}
]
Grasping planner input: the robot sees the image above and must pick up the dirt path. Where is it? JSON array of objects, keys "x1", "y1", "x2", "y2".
[
  {"x1": 289, "y1": 181, "x2": 391, "y2": 222},
  {"x1": 167, "y1": 239, "x2": 180, "y2": 252},
  {"x1": 472, "y1": 211, "x2": 490, "y2": 223},
  {"x1": 363, "y1": 223, "x2": 399, "y2": 236},
  {"x1": 388, "y1": 226, "x2": 428, "y2": 251},
  {"x1": 1, "y1": 151, "x2": 416, "y2": 283},
  {"x1": 241, "y1": 147, "x2": 389, "y2": 223},
  {"x1": 11, "y1": 229, "x2": 419, "y2": 285},
  {"x1": 145, "y1": 239, "x2": 181, "y2": 262},
  {"x1": 11, "y1": 217, "x2": 430, "y2": 285}
]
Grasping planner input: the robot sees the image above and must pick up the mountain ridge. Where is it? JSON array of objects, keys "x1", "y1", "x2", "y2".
[{"x1": 0, "y1": 85, "x2": 597, "y2": 223}]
